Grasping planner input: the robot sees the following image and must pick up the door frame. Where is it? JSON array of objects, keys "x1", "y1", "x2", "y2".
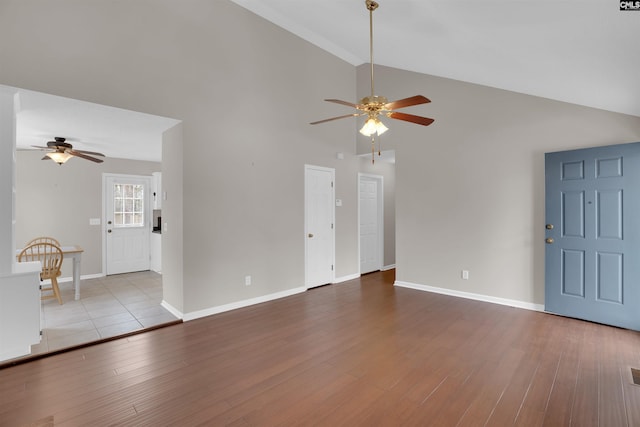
[
  {"x1": 358, "y1": 173, "x2": 384, "y2": 274},
  {"x1": 304, "y1": 164, "x2": 335, "y2": 289},
  {"x1": 102, "y1": 173, "x2": 153, "y2": 275}
]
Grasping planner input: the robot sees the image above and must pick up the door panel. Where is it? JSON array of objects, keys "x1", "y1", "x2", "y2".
[
  {"x1": 105, "y1": 175, "x2": 151, "y2": 275},
  {"x1": 305, "y1": 166, "x2": 334, "y2": 288},
  {"x1": 359, "y1": 175, "x2": 382, "y2": 274},
  {"x1": 545, "y1": 142, "x2": 640, "y2": 330}
]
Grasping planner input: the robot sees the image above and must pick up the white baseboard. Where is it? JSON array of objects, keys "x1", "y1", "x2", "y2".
[
  {"x1": 394, "y1": 280, "x2": 544, "y2": 312},
  {"x1": 333, "y1": 273, "x2": 360, "y2": 284},
  {"x1": 161, "y1": 300, "x2": 184, "y2": 319},
  {"x1": 42, "y1": 273, "x2": 105, "y2": 286},
  {"x1": 381, "y1": 264, "x2": 396, "y2": 271},
  {"x1": 183, "y1": 286, "x2": 307, "y2": 321},
  {"x1": 58, "y1": 273, "x2": 105, "y2": 283}
]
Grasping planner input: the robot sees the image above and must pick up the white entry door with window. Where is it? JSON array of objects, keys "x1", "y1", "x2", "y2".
[
  {"x1": 104, "y1": 174, "x2": 151, "y2": 275},
  {"x1": 305, "y1": 165, "x2": 335, "y2": 288}
]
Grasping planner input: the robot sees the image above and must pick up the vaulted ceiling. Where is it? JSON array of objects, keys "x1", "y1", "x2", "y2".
[
  {"x1": 13, "y1": 1, "x2": 640, "y2": 163},
  {"x1": 232, "y1": 0, "x2": 640, "y2": 118}
]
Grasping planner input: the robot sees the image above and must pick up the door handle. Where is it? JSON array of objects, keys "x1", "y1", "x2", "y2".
[
  {"x1": 308, "y1": 233, "x2": 314, "y2": 238},
  {"x1": 545, "y1": 237, "x2": 554, "y2": 244},
  {"x1": 108, "y1": 220, "x2": 112, "y2": 225}
]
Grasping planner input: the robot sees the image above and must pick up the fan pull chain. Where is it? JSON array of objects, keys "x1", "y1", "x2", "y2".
[{"x1": 371, "y1": 136, "x2": 376, "y2": 164}]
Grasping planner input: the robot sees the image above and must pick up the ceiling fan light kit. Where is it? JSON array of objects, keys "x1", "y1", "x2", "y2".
[
  {"x1": 310, "y1": 0, "x2": 434, "y2": 163},
  {"x1": 359, "y1": 116, "x2": 388, "y2": 137},
  {"x1": 46, "y1": 151, "x2": 73, "y2": 165}
]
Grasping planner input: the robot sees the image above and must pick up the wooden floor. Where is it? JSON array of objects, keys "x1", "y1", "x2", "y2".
[{"x1": 2, "y1": 270, "x2": 640, "y2": 426}]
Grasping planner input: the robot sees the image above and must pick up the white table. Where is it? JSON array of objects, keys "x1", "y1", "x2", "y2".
[
  {"x1": 60, "y1": 246, "x2": 83, "y2": 300},
  {"x1": 16, "y1": 245, "x2": 84, "y2": 300}
]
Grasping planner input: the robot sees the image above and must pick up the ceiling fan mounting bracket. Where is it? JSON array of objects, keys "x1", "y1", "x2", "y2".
[{"x1": 365, "y1": 0, "x2": 379, "y2": 12}]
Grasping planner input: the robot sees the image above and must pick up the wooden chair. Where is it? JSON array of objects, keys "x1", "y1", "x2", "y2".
[
  {"x1": 25, "y1": 236, "x2": 61, "y2": 247},
  {"x1": 18, "y1": 242, "x2": 64, "y2": 305}
]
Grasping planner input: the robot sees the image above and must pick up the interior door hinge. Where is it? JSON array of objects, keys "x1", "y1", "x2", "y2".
[
  {"x1": 331, "y1": 264, "x2": 334, "y2": 271},
  {"x1": 331, "y1": 181, "x2": 334, "y2": 188},
  {"x1": 331, "y1": 223, "x2": 334, "y2": 229}
]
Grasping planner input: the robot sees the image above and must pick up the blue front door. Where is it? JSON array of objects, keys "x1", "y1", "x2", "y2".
[{"x1": 545, "y1": 142, "x2": 640, "y2": 330}]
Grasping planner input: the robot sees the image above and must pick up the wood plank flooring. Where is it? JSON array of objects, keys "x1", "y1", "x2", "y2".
[{"x1": 1, "y1": 270, "x2": 640, "y2": 426}]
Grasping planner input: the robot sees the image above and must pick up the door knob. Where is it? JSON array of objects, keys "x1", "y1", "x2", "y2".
[
  {"x1": 545, "y1": 237, "x2": 554, "y2": 244},
  {"x1": 308, "y1": 233, "x2": 314, "y2": 238},
  {"x1": 107, "y1": 220, "x2": 112, "y2": 225},
  {"x1": 108, "y1": 229, "x2": 112, "y2": 233},
  {"x1": 546, "y1": 224, "x2": 554, "y2": 230}
]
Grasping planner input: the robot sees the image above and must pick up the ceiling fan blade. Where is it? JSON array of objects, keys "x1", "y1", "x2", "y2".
[
  {"x1": 68, "y1": 150, "x2": 104, "y2": 163},
  {"x1": 41, "y1": 156, "x2": 50, "y2": 161},
  {"x1": 387, "y1": 111, "x2": 435, "y2": 126},
  {"x1": 325, "y1": 99, "x2": 360, "y2": 109},
  {"x1": 310, "y1": 113, "x2": 361, "y2": 125},
  {"x1": 31, "y1": 145, "x2": 51, "y2": 150},
  {"x1": 72, "y1": 148, "x2": 105, "y2": 157},
  {"x1": 384, "y1": 95, "x2": 431, "y2": 111}
]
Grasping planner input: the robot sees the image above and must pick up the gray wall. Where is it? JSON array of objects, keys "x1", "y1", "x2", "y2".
[
  {"x1": 364, "y1": 65, "x2": 640, "y2": 305},
  {"x1": 15, "y1": 151, "x2": 160, "y2": 278},
  {"x1": 1, "y1": 0, "x2": 360, "y2": 316},
  {"x1": 5, "y1": 0, "x2": 640, "y2": 316},
  {"x1": 161, "y1": 124, "x2": 184, "y2": 312}
]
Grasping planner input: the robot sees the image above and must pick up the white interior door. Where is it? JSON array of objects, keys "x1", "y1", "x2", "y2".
[
  {"x1": 104, "y1": 174, "x2": 151, "y2": 275},
  {"x1": 305, "y1": 165, "x2": 335, "y2": 288},
  {"x1": 359, "y1": 174, "x2": 383, "y2": 274}
]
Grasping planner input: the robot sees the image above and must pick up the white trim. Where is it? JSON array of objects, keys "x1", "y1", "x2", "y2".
[
  {"x1": 333, "y1": 273, "x2": 360, "y2": 284},
  {"x1": 358, "y1": 173, "x2": 384, "y2": 275},
  {"x1": 382, "y1": 264, "x2": 396, "y2": 271},
  {"x1": 183, "y1": 286, "x2": 307, "y2": 321},
  {"x1": 394, "y1": 280, "x2": 545, "y2": 312},
  {"x1": 40, "y1": 272, "x2": 104, "y2": 286},
  {"x1": 161, "y1": 300, "x2": 184, "y2": 320}
]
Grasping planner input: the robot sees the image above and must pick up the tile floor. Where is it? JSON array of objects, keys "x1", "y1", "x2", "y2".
[{"x1": 29, "y1": 271, "x2": 179, "y2": 356}]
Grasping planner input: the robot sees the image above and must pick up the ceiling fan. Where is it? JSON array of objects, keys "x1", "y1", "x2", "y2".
[
  {"x1": 32, "y1": 137, "x2": 105, "y2": 165},
  {"x1": 310, "y1": 0, "x2": 434, "y2": 162}
]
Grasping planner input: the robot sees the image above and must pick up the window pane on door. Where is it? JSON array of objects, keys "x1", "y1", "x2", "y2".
[{"x1": 113, "y1": 183, "x2": 144, "y2": 227}]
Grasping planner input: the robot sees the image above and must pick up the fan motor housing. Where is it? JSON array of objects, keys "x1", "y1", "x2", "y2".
[{"x1": 47, "y1": 140, "x2": 72, "y2": 149}]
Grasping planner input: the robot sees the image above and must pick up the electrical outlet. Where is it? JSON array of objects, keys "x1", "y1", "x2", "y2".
[
  {"x1": 462, "y1": 270, "x2": 469, "y2": 280},
  {"x1": 245, "y1": 275, "x2": 251, "y2": 286}
]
